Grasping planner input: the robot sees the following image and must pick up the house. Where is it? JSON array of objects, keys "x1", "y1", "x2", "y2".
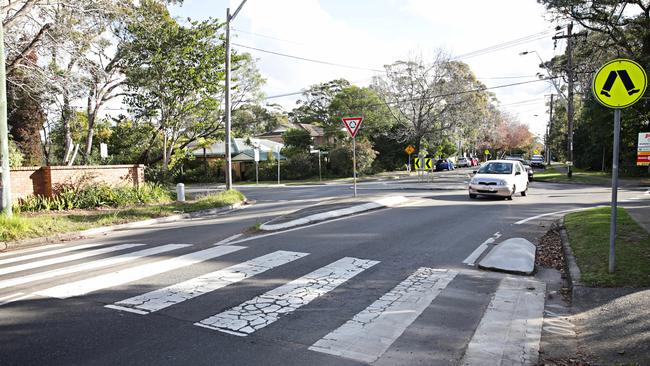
[
  {"x1": 256, "y1": 123, "x2": 331, "y2": 148},
  {"x1": 190, "y1": 138, "x2": 285, "y2": 181}
]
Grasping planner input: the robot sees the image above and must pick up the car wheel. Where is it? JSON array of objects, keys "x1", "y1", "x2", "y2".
[
  {"x1": 521, "y1": 184, "x2": 528, "y2": 196},
  {"x1": 506, "y1": 185, "x2": 515, "y2": 200},
  {"x1": 469, "y1": 193, "x2": 477, "y2": 199}
]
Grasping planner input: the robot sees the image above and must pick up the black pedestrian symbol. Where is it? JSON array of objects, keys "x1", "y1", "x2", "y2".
[{"x1": 600, "y1": 69, "x2": 640, "y2": 97}]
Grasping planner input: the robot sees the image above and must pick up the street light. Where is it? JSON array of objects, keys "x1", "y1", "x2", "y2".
[
  {"x1": 224, "y1": 0, "x2": 248, "y2": 190},
  {"x1": 519, "y1": 50, "x2": 566, "y2": 102}
]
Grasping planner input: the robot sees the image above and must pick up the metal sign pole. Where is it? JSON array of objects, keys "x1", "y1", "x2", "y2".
[
  {"x1": 256, "y1": 161, "x2": 259, "y2": 185},
  {"x1": 318, "y1": 150, "x2": 322, "y2": 182},
  {"x1": 408, "y1": 154, "x2": 411, "y2": 173},
  {"x1": 609, "y1": 109, "x2": 621, "y2": 273},
  {"x1": 277, "y1": 148, "x2": 280, "y2": 185},
  {"x1": 353, "y1": 137, "x2": 357, "y2": 197}
]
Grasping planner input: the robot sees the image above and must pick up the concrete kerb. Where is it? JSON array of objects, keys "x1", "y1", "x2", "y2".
[
  {"x1": 0, "y1": 201, "x2": 249, "y2": 253},
  {"x1": 558, "y1": 216, "x2": 584, "y2": 300},
  {"x1": 259, "y1": 196, "x2": 409, "y2": 231}
]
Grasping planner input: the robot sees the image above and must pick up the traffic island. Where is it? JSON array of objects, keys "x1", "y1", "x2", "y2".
[{"x1": 477, "y1": 238, "x2": 536, "y2": 275}]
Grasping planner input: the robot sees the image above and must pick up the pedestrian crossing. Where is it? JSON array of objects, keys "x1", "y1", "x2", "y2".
[{"x1": 0, "y1": 242, "x2": 546, "y2": 365}]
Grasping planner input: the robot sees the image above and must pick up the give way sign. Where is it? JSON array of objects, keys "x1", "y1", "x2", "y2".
[{"x1": 342, "y1": 117, "x2": 363, "y2": 138}]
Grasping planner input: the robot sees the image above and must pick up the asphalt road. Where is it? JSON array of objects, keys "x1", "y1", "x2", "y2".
[{"x1": 1, "y1": 169, "x2": 648, "y2": 366}]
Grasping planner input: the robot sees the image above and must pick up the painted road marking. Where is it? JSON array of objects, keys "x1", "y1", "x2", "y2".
[
  {"x1": 108, "y1": 251, "x2": 308, "y2": 314},
  {"x1": 214, "y1": 234, "x2": 243, "y2": 246},
  {"x1": 0, "y1": 293, "x2": 34, "y2": 307},
  {"x1": 0, "y1": 244, "x2": 64, "y2": 258},
  {"x1": 0, "y1": 243, "x2": 106, "y2": 266},
  {"x1": 195, "y1": 257, "x2": 379, "y2": 336},
  {"x1": 0, "y1": 244, "x2": 143, "y2": 276},
  {"x1": 514, "y1": 206, "x2": 607, "y2": 225},
  {"x1": 35, "y1": 246, "x2": 245, "y2": 299},
  {"x1": 309, "y1": 268, "x2": 458, "y2": 363},
  {"x1": 462, "y1": 232, "x2": 501, "y2": 266},
  {"x1": 461, "y1": 277, "x2": 546, "y2": 366},
  {"x1": 0, "y1": 244, "x2": 189, "y2": 290}
]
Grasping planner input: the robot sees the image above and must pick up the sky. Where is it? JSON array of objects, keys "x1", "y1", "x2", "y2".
[{"x1": 170, "y1": 0, "x2": 569, "y2": 139}]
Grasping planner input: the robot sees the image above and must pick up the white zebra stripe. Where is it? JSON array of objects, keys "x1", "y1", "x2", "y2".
[
  {"x1": 109, "y1": 250, "x2": 308, "y2": 314},
  {"x1": 34, "y1": 245, "x2": 245, "y2": 299},
  {"x1": 195, "y1": 257, "x2": 379, "y2": 336}
]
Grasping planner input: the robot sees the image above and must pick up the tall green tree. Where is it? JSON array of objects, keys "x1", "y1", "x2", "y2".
[{"x1": 116, "y1": 0, "x2": 224, "y2": 172}]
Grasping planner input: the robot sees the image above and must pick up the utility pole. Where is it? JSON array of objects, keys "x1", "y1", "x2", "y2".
[
  {"x1": 553, "y1": 22, "x2": 576, "y2": 178},
  {"x1": 224, "y1": 0, "x2": 247, "y2": 190},
  {"x1": 0, "y1": 20, "x2": 12, "y2": 217},
  {"x1": 546, "y1": 94, "x2": 554, "y2": 165}
]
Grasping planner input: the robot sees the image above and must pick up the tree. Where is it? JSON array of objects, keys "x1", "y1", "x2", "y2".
[
  {"x1": 290, "y1": 79, "x2": 350, "y2": 124},
  {"x1": 373, "y1": 54, "x2": 490, "y2": 155},
  {"x1": 327, "y1": 86, "x2": 393, "y2": 142},
  {"x1": 282, "y1": 128, "x2": 312, "y2": 154},
  {"x1": 116, "y1": 0, "x2": 225, "y2": 172}
]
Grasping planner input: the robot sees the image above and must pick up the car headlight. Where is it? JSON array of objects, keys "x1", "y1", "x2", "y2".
[
  {"x1": 496, "y1": 180, "x2": 507, "y2": 186},
  {"x1": 470, "y1": 178, "x2": 479, "y2": 185}
]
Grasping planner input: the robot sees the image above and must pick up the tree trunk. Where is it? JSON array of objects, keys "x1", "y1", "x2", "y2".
[
  {"x1": 62, "y1": 93, "x2": 73, "y2": 163},
  {"x1": 84, "y1": 92, "x2": 97, "y2": 164}
]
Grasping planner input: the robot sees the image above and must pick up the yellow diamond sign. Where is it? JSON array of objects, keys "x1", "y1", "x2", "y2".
[
  {"x1": 592, "y1": 59, "x2": 647, "y2": 109},
  {"x1": 405, "y1": 145, "x2": 415, "y2": 155}
]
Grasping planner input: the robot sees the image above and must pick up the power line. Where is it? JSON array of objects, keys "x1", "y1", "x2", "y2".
[
  {"x1": 232, "y1": 43, "x2": 384, "y2": 73},
  {"x1": 452, "y1": 28, "x2": 560, "y2": 60},
  {"x1": 232, "y1": 28, "x2": 305, "y2": 45}
]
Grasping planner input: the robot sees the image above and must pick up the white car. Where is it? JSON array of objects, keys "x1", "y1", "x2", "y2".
[{"x1": 468, "y1": 160, "x2": 529, "y2": 200}]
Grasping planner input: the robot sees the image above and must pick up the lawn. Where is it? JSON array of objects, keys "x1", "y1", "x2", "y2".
[
  {"x1": 534, "y1": 165, "x2": 612, "y2": 185},
  {"x1": 0, "y1": 190, "x2": 245, "y2": 243},
  {"x1": 564, "y1": 206, "x2": 650, "y2": 287}
]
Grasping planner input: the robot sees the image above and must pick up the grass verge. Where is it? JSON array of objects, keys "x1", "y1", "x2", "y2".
[
  {"x1": 564, "y1": 206, "x2": 650, "y2": 287},
  {"x1": 0, "y1": 190, "x2": 245, "y2": 243},
  {"x1": 534, "y1": 165, "x2": 612, "y2": 185}
]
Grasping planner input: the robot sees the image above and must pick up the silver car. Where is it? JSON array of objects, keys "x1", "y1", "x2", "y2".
[{"x1": 468, "y1": 160, "x2": 529, "y2": 200}]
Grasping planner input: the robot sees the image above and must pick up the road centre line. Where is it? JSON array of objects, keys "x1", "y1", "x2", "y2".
[
  {"x1": 109, "y1": 250, "x2": 308, "y2": 314},
  {"x1": 0, "y1": 244, "x2": 189, "y2": 290},
  {"x1": 0, "y1": 244, "x2": 143, "y2": 276},
  {"x1": 195, "y1": 257, "x2": 379, "y2": 336},
  {"x1": 35, "y1": 245, "x2": 245, "y2": 299},
  {"x1": 462, "y1": 232, "x2": 501, "y2": 266},
  {"x1": 309, "y1": 268, "x2": 457, "y2": 363},
  {"x1": 0, "y1": 243, "x2": 106, "y2": 267}
]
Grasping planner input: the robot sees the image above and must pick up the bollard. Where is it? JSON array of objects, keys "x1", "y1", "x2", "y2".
[{"x1": 176, "y1": 183, "x2": 185, "y2": 202}]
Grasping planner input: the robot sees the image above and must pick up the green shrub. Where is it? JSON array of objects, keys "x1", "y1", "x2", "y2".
[
  {"x1": 17, "y1": 183, "x2": 172, "y2": 212},
  {"x1": 283, "y1": 152, "x2": 315, "y2": 180}
]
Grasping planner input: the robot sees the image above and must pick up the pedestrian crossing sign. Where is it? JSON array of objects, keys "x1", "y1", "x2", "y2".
[{"x1": 592, "y1": 59, "x2": 647, "y2": 109}]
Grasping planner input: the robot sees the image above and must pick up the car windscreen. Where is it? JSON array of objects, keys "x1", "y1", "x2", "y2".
[{"x1": 477, "y1": 162, "x2": 512, "y2": 174}]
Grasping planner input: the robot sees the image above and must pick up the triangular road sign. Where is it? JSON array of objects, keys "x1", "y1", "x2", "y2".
[{"x1": 342, "y1": 117, "x2": 363, "y2": 138}]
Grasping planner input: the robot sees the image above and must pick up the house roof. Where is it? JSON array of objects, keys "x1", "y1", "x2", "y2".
[
  {"x1": 297, "y1": 123, "x2": 324, "y2": 137},
  {"x1": 190, "y1": 138, "x2": 285, "y2": 160}
]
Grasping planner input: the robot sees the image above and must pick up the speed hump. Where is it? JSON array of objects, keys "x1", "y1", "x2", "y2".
[{"x1": 592, "y1": 59, "x2": 647, "y2": 109}]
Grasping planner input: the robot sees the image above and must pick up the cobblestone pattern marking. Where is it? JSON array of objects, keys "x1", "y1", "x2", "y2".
[
  {"x1": 195, "y1": 257, "x2": 379, "y2": 336},
  {"x1": 112, "y1": 251, "x2": 308, "y2": 314},
  {"x1": 309, "y1": 268, "x2": 458, "y2": 363}
]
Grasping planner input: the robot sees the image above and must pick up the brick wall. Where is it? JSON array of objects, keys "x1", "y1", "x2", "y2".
[{"x1": 0, "y1": 165, "x2": 145, "y2": 203}]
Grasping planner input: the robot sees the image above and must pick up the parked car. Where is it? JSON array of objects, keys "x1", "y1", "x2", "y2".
[
  {"x1": 468, "y1": 160, "x2": 529, "y2": 200},
  {"x1": 456, "y1": 157, "x2": 471, "y2": 168},
  {"x1": 435, "y1": 158, "x2": 455, "y2": 171},
  {"x1": 530, "y1": 156, "x2": 545, "y2": 168},
  {"x1": 505, "y1": 157, "x2": 534, "y2": 181}
]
